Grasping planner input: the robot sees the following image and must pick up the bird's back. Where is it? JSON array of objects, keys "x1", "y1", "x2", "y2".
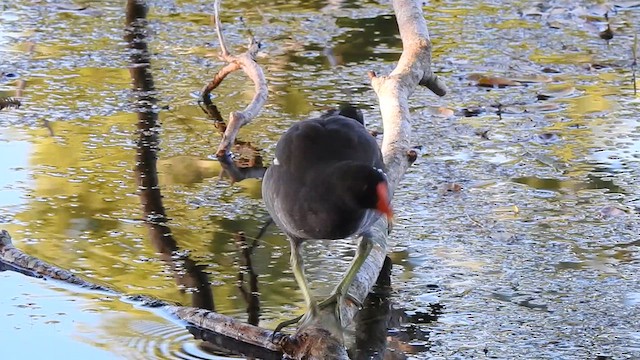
[
  {"x1": 262, "y1": 112, "x2": 384, "y2": 240},
  {"x1": 275, "y1": 115, "x2": 382, "y2": 174}
]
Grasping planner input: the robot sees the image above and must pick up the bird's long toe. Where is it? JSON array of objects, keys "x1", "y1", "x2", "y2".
[
  {"x1": 316, "y1": 290, "x2": 362, "y2": 328},
  {"x1": 272, "y1": 314, "x2": 304, "y2": 335}
]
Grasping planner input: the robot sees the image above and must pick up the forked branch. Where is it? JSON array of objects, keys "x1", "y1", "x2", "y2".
[{"x1": 199, "y1": 0, "x2": 268, "y2": 159}]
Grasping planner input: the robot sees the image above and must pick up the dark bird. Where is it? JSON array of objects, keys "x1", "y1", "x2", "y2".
[{"x1": 262, "y1": 104, "x2": 393, "y2": 331}]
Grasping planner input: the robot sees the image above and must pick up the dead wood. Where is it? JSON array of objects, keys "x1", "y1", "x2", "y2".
[
  {"x1": 284, "y1": 0, "x2": 447, "y2": 356},
  {"x1": 199, "y1": 0, "x2": 268, "y2": 183}
]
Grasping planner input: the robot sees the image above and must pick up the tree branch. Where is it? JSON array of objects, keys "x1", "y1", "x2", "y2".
[
  {"x1": 290, "y1": 0, "x2": 447, "y2": 356},
  {"x1": 200, "y1": 0, "x2": 268, "y2": 160}
]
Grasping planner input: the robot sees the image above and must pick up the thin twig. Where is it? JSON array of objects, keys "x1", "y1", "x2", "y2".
[{"x1": 214, "y1": 0, "x2": 229, "y2": 57}]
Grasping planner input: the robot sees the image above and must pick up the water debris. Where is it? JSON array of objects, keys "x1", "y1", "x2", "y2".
[
  {"x1": 534, "y1": 132, "x2": 561, "y2": 144},
  {"x1": 469, "y1": 74, "x2": 522, "y2": 88},
  {"x1": 536, "y1": 84, "x2": 576, "y2": 100},
  {"x1": 440, "y1": 183, "x2": 463, "y2": 194},
  {"x1": 430, "y1": 106, "x2": 455, "y2": 118},
  {"x1": 0, "y1": 97, "x2": 21, "y2": 110},
  {"x1": 599, "y1": 13, "x2": 614, "y2": 41},
  {"x1": 598, "y1": 206, "x2": 627, "y2": 218}
]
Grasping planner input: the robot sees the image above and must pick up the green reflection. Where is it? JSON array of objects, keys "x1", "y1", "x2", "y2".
[{"x1": 513, "y1": 174, "x2": 624, "y2": 194}]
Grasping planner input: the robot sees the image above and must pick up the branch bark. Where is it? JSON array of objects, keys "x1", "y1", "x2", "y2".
[{"x1": 200, "y1": 0, "x2": 268, "y2": 160}]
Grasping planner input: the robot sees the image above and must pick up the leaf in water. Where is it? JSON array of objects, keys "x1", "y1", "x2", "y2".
[
  {"x1": 460, "y1": 106, "x2": 486, "y2": 117},
  {"x1": 475, "y1": 76, "x2": 522, "y2": 88},
  {"x1": 498, "y1": 105, "x2": 525, "y2": 114},
  {"x1": 542, "y1": 67, "x2": 561, "y2": 73},
  {"x1": 427, "y1": 106, "x2": 455, "y2": 118},
  {"x1": 525, "y1": 102, "x2": 562, "y2": 113},
  {"x1": 547, "y1": 20, "x2": 566, "y2": 29},
  {"x1": 510, "y1": 74, "x2": 553, "y2": 83},
  {"x1": 493, "y1": 205, "x2": 520, "y2": 217},
  {"x1": 599, "y1": 206, "x2": 627, "y2": 218},
  {"x1": 537, "y1": 84, "x2": 576, "y2": 100},
  {"x1": 614, "y1": 1, "x2": 640, "y2": 9},
  {"x1": 533, "y1": 132, "x2": 561, "y2": 144},
  {"x1": 521, "y1": 5, "x2": 545, "y2": 17},
  {"x1": 467, "y1": 180, "x2": 498, "y2": 189},
  {"x1": 440, "y1": 183, "x2": 463, "y2": 194},
  {"x1": 56, "y1": 3, "x2": 89, "y2": 11},
  {"x1": 474, "y1": 129, "x2": 490, "y2": 139}
]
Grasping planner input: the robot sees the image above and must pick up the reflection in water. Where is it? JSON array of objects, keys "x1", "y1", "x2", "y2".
[
  {"x1": 352, "y1": 256, "x2": 393, "y2": 359},
  {"x1": 350, "y1": 257, "x2": 444, "y2": 359},
  {"x1": 512, "y1": 173, "x2": 625, "y2": 194},
  {"x1": 333, "y1": 15, "x2": 402, "y2": 63},
  {"x1": 125, "y1": 0, "x2": 214, "y2": 311},
  {"x1": 234, "y1": 232, "x2": 261, "y2": 326},
  {"x1": 2, "y1": 0, "x2": 640, "y2": 358}
]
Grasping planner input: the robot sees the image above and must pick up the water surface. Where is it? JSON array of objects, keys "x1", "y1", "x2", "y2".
[{"x1": 1, "y1": 0, "x2": 639, "y2": 359}]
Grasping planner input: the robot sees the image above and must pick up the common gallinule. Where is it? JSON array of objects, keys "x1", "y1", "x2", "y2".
[{"x1": 262, "y1": 104, "x2": 393, "y2": 331}]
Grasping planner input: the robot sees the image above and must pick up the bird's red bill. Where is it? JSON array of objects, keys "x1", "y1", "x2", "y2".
[{"x1": 376, "y1": 183, "x2": 393, "y2": 220}]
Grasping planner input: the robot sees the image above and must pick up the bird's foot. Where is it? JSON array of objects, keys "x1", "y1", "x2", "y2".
[
  {"x1": 272, "y1": 314, "x2": 304, "y2": 336},
  {"x1": 271, "y1": 303, "x2": 319, "y2": 337},
  {"x1": 317, "y1": 290, "x2": 362, "y2": 328}
]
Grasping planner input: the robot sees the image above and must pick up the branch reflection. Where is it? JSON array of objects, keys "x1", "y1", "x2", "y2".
[{"x1": 125, "y1": 0, "x2": 214, "y2": 311}]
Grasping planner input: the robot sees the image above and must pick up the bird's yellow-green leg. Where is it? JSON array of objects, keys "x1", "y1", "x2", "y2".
[
  {"x1": 273, "y1": 239, "x2": 318, "y2": 333},
  {"x1": 317, "y1": 234, "x2": 373, "y2": 326}
]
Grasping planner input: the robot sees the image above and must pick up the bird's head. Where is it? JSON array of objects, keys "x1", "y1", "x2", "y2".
[{"x1": 337, "y1": 164, "x2": 393, "y2": 221}]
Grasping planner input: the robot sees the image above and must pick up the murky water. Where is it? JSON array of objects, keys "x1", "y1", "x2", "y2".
[{"x1": 1, "y1": 0, "x2": 640, "y2": 359}]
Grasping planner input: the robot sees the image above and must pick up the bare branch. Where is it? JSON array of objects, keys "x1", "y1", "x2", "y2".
[
  {"x1": 201, "y1": 0, "x2": 268, "y2": 162},
  {"x1": 291, "y1": 0, "x2": 447, "y2": 355},
  {"x1": 213, "y1": 0, "x2": 229, "y2": 57},
  {"x1": 167, "y1": 306, "x2": 279, "y2": 351},
  {"x1": 201, "y1": 62, "x2": 241, "y2": 99}
]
